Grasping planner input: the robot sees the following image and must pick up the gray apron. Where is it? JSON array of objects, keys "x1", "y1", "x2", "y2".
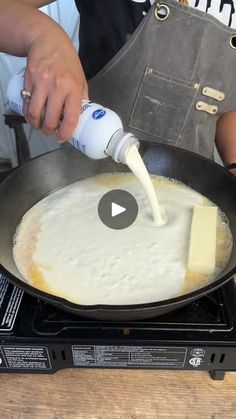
[{"x1": 88, "y1": 0, "x2": 236, "y2": 159}]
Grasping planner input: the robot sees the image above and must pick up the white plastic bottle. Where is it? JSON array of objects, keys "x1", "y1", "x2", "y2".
[{"x1": 6, "y1": 68, "x2": 139, "y2": 163}]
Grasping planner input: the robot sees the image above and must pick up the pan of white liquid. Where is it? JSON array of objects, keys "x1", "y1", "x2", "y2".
[{"x1": 0, "y1": 143, "x2": 235, "y2": 320}]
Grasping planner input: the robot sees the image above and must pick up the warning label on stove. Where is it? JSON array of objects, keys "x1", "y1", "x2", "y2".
[
  {"x1": 0, "y1": 274, "x2": 23, "y2": 332},
  {"x1": 0, "y1": 347, "x2": 6, "y2": 368},
  {"x1": 72, "y1": 345, "x2": 187, "y2": 368},
  {"x1": 0, "y1": 346, "x2": 51, "y2": 370}
]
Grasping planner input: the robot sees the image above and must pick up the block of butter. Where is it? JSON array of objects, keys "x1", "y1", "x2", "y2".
[{"x1": 187, "y1": 205, "x2": 218, "y2": 275}]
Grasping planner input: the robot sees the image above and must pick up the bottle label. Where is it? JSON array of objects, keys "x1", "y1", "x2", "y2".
[
  {"x1": 81, "y1": 101, "x2": 91, "y2": 115},
  {"x1": 70, "y1": 137, "x2": 86, "y2": 153},
  {"x1": 92, "y1": 109, "x2": 106, "y2": 120}
]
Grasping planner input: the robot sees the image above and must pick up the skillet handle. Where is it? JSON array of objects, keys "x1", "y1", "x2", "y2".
[{"x1": 4, "y1": 113, "x2": 31, "y2": 166}]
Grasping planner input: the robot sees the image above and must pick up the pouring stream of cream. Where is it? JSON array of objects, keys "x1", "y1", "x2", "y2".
[{"x1": 125, "y1": 145, "x2": 167, "y2": 226}]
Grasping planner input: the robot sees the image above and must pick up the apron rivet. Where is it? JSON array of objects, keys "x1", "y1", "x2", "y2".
[
  {"x1": 196, "y1": 101, "x2": 218, "y2": 114},
  {"x1": 230, "y1": 35, "x2": 236, "y2": 49},
  {"x1": 202, "y1": 86, "x2": 225, "y2": 101},
  {"x1": 155, "y1": 4, "x2": 170, "y2": 21}
]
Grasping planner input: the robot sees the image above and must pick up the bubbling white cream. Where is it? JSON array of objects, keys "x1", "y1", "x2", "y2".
[{"x1": 13, "y1": 174, "x2": 232, "y2": 305}]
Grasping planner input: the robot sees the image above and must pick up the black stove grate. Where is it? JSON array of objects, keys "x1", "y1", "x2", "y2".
[{"x1": 32, "y1": 287, "x2": 229, "y2": 336}]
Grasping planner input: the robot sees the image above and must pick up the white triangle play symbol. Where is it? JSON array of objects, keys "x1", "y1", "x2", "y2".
[{"x1": 111, "y1": 202, "x2": 126, "y2": 217}]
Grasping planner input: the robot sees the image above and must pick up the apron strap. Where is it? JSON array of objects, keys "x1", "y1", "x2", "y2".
[
  {"x1": 225, "y1": 163, "x2": 236, "y2": 170},
  {"x1": 225, "y1": 163, "x2": 236, "y2": 177}
]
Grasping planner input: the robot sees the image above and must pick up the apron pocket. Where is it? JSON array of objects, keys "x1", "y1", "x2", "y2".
[{"x1": 129, "y1": 68, "x2": 199, "y2": 144}]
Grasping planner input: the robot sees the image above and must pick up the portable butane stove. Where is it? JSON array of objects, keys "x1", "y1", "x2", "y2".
[
  {"x1": 1, "y1": 171, "x2": 236, "y2": 381},
  {"x1": 1, "y1": 271, "x2": 236, "y2": 380}
]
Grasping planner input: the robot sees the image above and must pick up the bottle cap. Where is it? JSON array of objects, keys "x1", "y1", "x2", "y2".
[{"x1": 106, "y1": 130, "x2": 140, "y2": 163}]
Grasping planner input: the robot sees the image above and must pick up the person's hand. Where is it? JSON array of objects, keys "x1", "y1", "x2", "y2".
[{"x1": 23, "y1": 29, "x2": 88, "y2": 142}]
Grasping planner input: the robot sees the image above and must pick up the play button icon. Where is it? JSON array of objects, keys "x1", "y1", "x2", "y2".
[
  {"x1": 98, "y1": 189, "x2": 138, "y2": 230},
  {"x1": 112, "y1": 202, "x2": 126, "y2": 217}
]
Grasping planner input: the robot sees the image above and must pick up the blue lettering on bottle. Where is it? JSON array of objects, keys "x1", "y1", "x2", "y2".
[
  {"x1": 70, "y1": 137, "x2": 86, "y2": 153},
  {"x1": 81, "y1": 102, "x2": 91, "y2": 114},
  {"x1": 92, "y1": 109, "x2": 106, "y2": 120}
]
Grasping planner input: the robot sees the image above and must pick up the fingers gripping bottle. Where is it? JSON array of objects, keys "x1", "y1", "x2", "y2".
[{"x1": 6, "y1": 68, "x2": 139, "y2": 163}]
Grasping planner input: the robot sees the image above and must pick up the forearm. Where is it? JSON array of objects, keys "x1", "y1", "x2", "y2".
[
  {"x1": 215, "y1": 110, "x2": 236, "y2": 175},
  {"x1": 0, "y1": 0, "x2": 64, "y2": 57}
]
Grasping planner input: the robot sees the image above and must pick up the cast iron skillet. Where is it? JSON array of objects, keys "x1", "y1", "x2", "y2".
[{"x1": 0, "y1": 143, "x2": 235, "y2": 320}]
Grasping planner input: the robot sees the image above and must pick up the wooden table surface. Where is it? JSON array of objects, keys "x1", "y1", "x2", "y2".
[{"x1": 0, "y1": 369, "x2": 236, "y2": 419}]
